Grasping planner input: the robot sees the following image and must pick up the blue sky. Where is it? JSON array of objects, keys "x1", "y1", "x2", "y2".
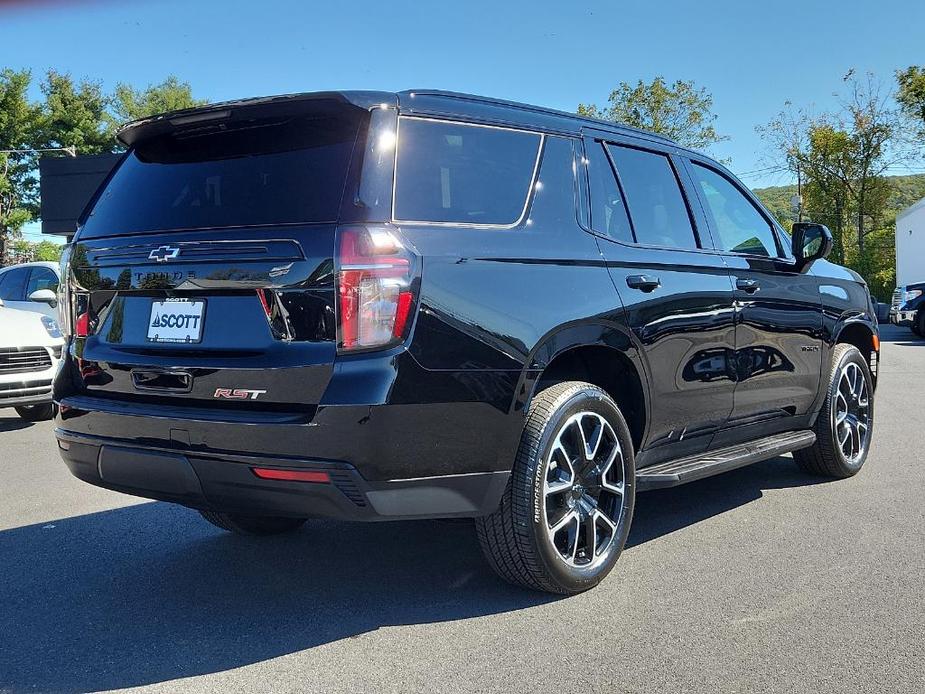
[{"x1": 4, "y1": 0, "x2": 924, "y2": 241}]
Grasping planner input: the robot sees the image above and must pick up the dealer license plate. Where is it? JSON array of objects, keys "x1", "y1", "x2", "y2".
[{"x1": 147, "y1": 299, "x2": 206, "y2": 343}]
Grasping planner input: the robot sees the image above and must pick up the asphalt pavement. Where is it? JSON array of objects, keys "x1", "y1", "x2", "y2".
[{"x1": 1, "y1": 325, "x2": 922, "y2": 693}]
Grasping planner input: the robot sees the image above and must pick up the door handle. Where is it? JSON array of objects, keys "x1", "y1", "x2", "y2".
[
  {"x1": 626, "y1": 274, "x2": 661, "y2": 292},
  {"x1": 736, "y1": 278, "x2": 760, "y2": 294}
]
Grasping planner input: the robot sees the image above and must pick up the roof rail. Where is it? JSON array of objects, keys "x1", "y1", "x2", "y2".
[{"x1": 400, "y1": 89, "x2": 676, "y2": 144}]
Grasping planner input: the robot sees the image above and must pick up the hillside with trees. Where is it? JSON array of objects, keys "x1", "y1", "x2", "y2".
[{"x1": 754, "y1": 173, "x2": 925, "y2": 228}]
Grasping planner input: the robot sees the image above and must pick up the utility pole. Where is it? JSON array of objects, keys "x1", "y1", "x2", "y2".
[{"x1": 789, "y1": 161, "x2": 804, "y2": 224}]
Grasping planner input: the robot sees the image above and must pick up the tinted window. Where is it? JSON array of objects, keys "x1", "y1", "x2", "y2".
[
  {"x1": 26, "y1": 267, "x2": 59, "y2": 296},
  {"x1": 586, "y1": 141, "x2": 632, "y2": 243},
  {"x1": 81, "y1": 112, "x2": 361, "y2": 237},
  {"x1": 690, "y1": 163, "x2": 779, "y2": 256},
  {"x1": 526, "y1": 137, "x2": 578, "y2": 227},
  {"x1": 608, "y1": 145, "x2": 697, "y2": 249},
  {"x1": 0, "y1": 268, "x2": 28, "y2": 301},
  {"x1": 394, "y1": 118, "x2": 541, "y2": 224}
]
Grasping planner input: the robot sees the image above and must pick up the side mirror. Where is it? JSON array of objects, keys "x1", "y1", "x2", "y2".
[
  {"x1": 792, "y1": 222, "x2": 833, "y2": 271},
  {"x1": 29, "y1": 289, "x2": 58, "y2": 308}
]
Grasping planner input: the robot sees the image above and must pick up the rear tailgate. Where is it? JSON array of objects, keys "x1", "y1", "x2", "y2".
[
  {"x1": 68, "y1": 226, "x2": 337, "y2": 408},
  {"x1": 60, "y1": 95, "x2": 372, "y2": 410}
]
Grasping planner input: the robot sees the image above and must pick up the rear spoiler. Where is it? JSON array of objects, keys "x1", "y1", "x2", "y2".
[{"x1": 117, "y1": 90, "x2": 398, "y2": 148}]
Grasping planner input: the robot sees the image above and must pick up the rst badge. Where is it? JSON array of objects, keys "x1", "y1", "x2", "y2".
[{"x1": 213, "y1": 388, "x2": 267, "y2": 400}]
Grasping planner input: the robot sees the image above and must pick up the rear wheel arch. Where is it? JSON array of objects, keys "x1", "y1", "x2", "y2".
[{"x1": 526, "y1": 341, "x2": 648, "y2": 454}]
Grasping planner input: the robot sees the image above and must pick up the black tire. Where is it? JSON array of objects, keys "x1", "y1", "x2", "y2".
[
  {"x1": 475, "y1": 381, "x2": 636, "y2": 594},
  {"x1": 794, "y1": 344, "x2": 874, "y2": 478},
  {"x1": 199, "y1": 510, "x2": 307, "y2": 536},
  {"x1": 14, "y1": 403, "x2": 56, "y2": 421},
  {"x1": 914, "y1": 312, "x2": 925, "y2": 338}
]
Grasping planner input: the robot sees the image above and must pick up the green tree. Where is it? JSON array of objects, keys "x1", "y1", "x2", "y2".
[
  {"x1": 896, "y1": 65, "x2": 925, "y2": 139},
  {"x1": 109, "y1": 75, "x2": 207, "y2": 130},
  {"x1": 0, "y1": 69, "x2": 43, "y2": 256},
  {"x1": 578, "y1": 76, "x2": 725, "y2": 151},
  {"x1": 759, "y1": 73, "x2": 904, "y2": 266},
  {"x1": 38, "y1": 70, "x2": 114, "y2": 155},
  {"x1": 33, "y1": 239, "x2": 62, "y2": 262}
]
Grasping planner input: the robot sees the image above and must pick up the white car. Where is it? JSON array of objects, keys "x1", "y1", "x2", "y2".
[
  {"x1": 0, "y1": 298, "x2": 64, "y2": 420},
  {"x1": 0, "y1": 261, "x2": 61, "y2": 320}
]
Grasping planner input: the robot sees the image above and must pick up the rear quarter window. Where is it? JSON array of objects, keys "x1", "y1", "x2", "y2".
[{"x1": 393, "y1": 118, "x2": 541, "y2": 225}]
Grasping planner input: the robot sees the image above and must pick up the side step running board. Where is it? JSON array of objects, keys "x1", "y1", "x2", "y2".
[{"x1": 636, "y1": 430, "x2": 816, "y2": 491}]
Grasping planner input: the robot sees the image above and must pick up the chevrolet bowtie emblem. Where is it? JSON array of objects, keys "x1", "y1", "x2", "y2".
[{"x1": 149, "y1": 245, "x2": 181, "y2": 262}]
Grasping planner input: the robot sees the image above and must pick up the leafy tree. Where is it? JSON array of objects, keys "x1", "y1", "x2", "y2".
[
  {"x1": 896, "y1": 65, "x2": 925, "y2": 139},
  {"x1": 578, "y1": 76, "x2": 726, "y2": 151},
  {"x1": 38, "y1": 70, "x2": 114, "y2": 155},
  {"x1": 759, "y1": 73, "x2": 905, "y2": 268},
  {"x1": 109, "y1": 75, "x2": 206, "y2": 130},
  {"x1": 0, "y1": 69, "x2": 43, "y2": 256},
  {"x1": 33, "y1": 239, "x2": 63, "y2": 261},
  {"x1": 6, "y1": 238, "x2": 63, "y2": 263}
]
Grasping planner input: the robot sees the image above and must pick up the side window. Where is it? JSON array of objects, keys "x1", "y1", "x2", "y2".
[
  {"x1": 608, "y1": 145, "x2": 698, "y2": 250},
  {"x1": 394, "y1": 118, "x2": 542, "y2": 225},
  {"x1": 586, "y1": 141, "x2": 633, "y2": 243},
  {"x1": 0, "y1": 268, "x2": 28, "y2": 301},
  {"x1": 26, "y1": 267, "x2": 59, "y2": 296},
  {"x1": 689, "y1": 163, "x2": 780, "y2": 257},
  {"x1": 527, "y1": 136, "x2": 578, "y2": 227}
]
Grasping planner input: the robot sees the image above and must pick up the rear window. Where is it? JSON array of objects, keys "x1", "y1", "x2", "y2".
[
  {"x1": 394, "y1": 118, "x2": 541, "y2": 225},
  {"x1": 80, "y1": 112, "x2": 361, "y2": 237}
]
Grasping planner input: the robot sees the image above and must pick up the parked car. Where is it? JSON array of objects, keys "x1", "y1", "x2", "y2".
[
  {"x1": 53, "y1": 90, "x2": 879, "y2": 594},
  {"x1": 0, "y1": 298, "x2": 63, "y2": 420},
  {"x1": 0, "y1": 261, "x2": 61, "y2": 320},
  {"x1": 890, "y1": 283, "x2": 925, "y2": 336}
]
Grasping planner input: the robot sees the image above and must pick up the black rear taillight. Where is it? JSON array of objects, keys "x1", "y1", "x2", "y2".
[{"x1": 335, "y1": 225, "x2": 418, "y2": 352}]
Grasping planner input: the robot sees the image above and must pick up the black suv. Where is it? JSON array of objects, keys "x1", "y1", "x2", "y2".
[{"x1": 54, "y1": 90, "x2": 879, "y2": 594}]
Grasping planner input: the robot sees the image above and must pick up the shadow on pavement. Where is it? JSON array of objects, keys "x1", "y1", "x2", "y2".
[
  {"x1": 0, "y1": 455, "x2": 825, "y2": 692},
  {"x1": 0, "y1": 414, "x2": 34, "y2": 433},
  {"x1": 626, "y1": 455, "x2": 827, "y2": 547}
]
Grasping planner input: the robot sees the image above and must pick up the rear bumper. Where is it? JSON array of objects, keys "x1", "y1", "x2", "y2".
[{"x1": 54, "y1": 427, "x2": 510, "y2": 521}]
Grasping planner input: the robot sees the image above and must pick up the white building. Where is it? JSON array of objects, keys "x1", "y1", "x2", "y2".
[{"x1": 895, "y1": 197, "x2": 925, "y2": 287}]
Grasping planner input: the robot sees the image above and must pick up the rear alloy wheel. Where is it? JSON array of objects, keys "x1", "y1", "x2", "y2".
[
  {"x1": 476, "y1": 381, "x2": 635, "y2": 594},
  {"x1": 795, "y1": 344, "x2": 874, "y2": 478},
  {"x1": 14, "y1": 404, "x2": 56, "y2": 421},
  {"x1": 198, "y1": 511, "x2": 307, "y2": 536}
]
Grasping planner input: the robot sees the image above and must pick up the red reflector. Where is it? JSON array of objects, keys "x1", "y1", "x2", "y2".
[
  {"x1": 251, "y1": 468, "x2": 331, "y2": 483},
  {"x1": 392, "y1": 290, "x2": 414, "y2": 338},
  {"x1": 75, "y1": 312, "x2": 90, "y2": 338},
  {"x1": 256, "y1": 289, "x2": 272, "y2": 318}
]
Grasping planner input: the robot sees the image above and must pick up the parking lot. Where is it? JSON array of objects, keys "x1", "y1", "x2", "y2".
[{"x1": 0, "y1": 324, "x2": 922, "y2": 694}]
